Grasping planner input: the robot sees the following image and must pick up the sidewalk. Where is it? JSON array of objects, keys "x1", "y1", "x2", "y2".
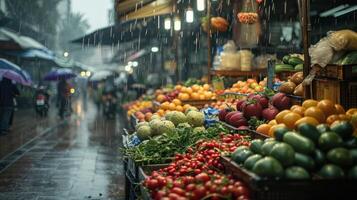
[
  {"x1": 0, "y1": 108, "x2": 62, "y2": 160},
  {"x1": 0, "y1": 100, "x2": 125, "y2": 200}
]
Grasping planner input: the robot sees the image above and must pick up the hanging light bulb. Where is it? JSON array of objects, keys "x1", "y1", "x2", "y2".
[
  {"x1": 186, "y1": 7, "x2": 194, "y2": 23},
  {"x1": 164, "y1": 17, "x2": 171, "y2": 30},
  {"x1": 174, "y1": 17, "x2": 181, "y2": 31},
  {"x1": 197, "y1": 0, "x2": 205, "y2": 11}
]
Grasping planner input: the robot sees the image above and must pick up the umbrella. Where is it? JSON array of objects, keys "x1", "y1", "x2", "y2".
[
  {"x1": 89, "y1": 70, "x2": 112, "y2": 81},
  {"x1": 44, "y1": 68, "x2": 76, "y2": 81},
  {"x1": 0, "y1": 58, "x2": 31, "y2": 80},
  {"x1": 0, "y1": 69, "x2": 32, "y2": 86}
]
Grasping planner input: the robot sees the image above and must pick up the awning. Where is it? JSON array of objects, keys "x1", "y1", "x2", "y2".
[
  {"x1": 0, "y1": 28, "x2": 47, "y2": 50},
  {"x1": 116, "y1": 0, "x2": 155, "y2": 17},
  {"x1": 2, "y1": 49, "x2": 55, "y2": 60},
  {"x1": 71, "y1": 16, "x2": 170, "y2": 46},
  {"x1": 120, "y1": 0, "x2": 173, "y2": 21}
]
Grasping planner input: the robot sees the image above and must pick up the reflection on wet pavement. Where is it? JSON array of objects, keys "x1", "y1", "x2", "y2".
[{"x1": 0, "y1": 101, "x2": 125, "y2": 200}]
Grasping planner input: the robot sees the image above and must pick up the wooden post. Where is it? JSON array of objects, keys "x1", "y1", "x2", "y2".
[
  {"x1": 207, "y1": 0, "x2": 212, "y2": 83},
  {"x1": 301, "y1": 0, "x2": 311, "y2": 99}
]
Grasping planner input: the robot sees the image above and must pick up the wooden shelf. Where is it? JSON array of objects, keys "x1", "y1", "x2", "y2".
[{"x1": 211, "y1": 69, "x2": 267, "y2": 78}]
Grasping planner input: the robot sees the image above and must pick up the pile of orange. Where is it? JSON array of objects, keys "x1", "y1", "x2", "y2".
[
  {"x1": 223, "y1": 79, "x2": 264, "y2": 94},
  {"x1": 155, "y1": 98, "x2": 193, "y2": 117},
  {"x1": 176, "y1": 84, "x2": 216, "y2": 101},
  {"x1": 256, "y1": 99, "x2": 355, "y2": 137},
  {"x1": 126, "y1": 101, "x2": 153, "y2": 117}
]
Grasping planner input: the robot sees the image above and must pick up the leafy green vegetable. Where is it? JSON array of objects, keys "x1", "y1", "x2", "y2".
[{"x1": 122, "y1": 123, "x2": 230, "y2": 164}]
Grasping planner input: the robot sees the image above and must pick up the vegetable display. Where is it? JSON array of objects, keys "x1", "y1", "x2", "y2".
[
  {"x1": 143, "y1": 133, "x2": 251, "y2": 199},
  {"x1": 231, "y1": 121, "x2": 357, "y2": 180}
]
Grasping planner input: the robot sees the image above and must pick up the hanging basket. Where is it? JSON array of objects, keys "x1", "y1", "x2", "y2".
[{"x1": 237, "y1": 0, "x2": 259, "y2": 24}]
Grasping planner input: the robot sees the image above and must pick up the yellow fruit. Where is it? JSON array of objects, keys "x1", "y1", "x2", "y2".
[
  {"x1": 291, "y1": 106, "x2": 306, "y2": 116},
  {"x1": 161, "y1": 102, "x2": 170, "y2": 110},
  {"x1": 191, "y1": 93, "x2": 200, "y2": 100},
  {"x1": 294, "y1": 117, "x2": 319, "y2": 127},
  {"x1": 282, "y1": 112, "x2": 302, "y2": 129},
  {"x1": 275, "y1": 110, "x2": 291, "y2": 124},
  {"x1": 172, "y1": 99, "x2": 182, "y2": 106},
  {"x1": 203, "y1": 84, "x2": 210, "y2": 90},
  {"x1": 304, "y1": 107, "x2": 326, "y2": 123},
  {"x1": 302, "y1": 99, "x2": 318, "y2": 109},
  {"x1": 256, "y1": 124, "x2": 272, "y2": 136},
  {"x1": 175, "y1": 85, "x2": 182, "y2": 91},
  {"x1": 176, "y1": 105, "x2": 184, "y2": 112},
  {"x1": 317, "y1": 99, "x2": 336, "y2": 116},
  {"x1": 168, "y1": 103, "x2": 176, "y2": 110},
  {"x1": 268, "y1": 120, "x2": 277, "y2": 126},
  {"x1": 192, "y1": 84, "x2": 200, "y2": 92}
]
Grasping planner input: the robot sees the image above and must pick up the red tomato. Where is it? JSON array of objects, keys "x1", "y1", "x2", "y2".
[
  {"x1": 146, "y1": 179, "x2": 159, "y2": 190},
  {"x1": 171, "y1": 187, "x2": 186, "y2": 196},
  {"x1": 195, "y1": 173, "x2": 210, "y2": 182}
]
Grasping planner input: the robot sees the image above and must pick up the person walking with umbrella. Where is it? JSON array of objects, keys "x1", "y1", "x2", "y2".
[
  {"x1": 0, "y1": 78, "x2": 20, "y2": 135},
  {"x1": 57, "y1": 77, "x2": 71, "y2": 119},
  {"x1": 43, "y1": 68, "x2": 76, "y2": 119}
]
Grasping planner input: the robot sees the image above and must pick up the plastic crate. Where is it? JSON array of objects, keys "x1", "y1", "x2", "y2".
[
  {"x1": 137, "y1": 164, "x2": 169, "y2": 200},
  {"x1": 220, "y1": 156, "x2": 357, "y2": 200}
]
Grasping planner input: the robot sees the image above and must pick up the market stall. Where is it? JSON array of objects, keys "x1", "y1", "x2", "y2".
[{"x1": 119, "y1": 0, "x2": 357, "y2": 200}]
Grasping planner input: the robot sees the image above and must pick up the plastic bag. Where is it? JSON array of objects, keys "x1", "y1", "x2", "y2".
[
  {"x1": 309, "y1": 37, "x2": 334, "y2": 68},
  {"x1": 327, "y1": 30, "x2": 357, "y2": 51},
  {"x1": 223, "y1": 40, "x2": 237, "y2": 53}
]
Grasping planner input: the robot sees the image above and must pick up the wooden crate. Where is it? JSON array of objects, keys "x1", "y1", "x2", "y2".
[
  {"x1": 182, "y1": 99, "x2": 216, "y2": 109},
  {"x1": 315, "y1": 64, "x2": 357, "y2": 80},
  {"x1": 312, "y1": 78, "x2": 357, "y2": 109}
]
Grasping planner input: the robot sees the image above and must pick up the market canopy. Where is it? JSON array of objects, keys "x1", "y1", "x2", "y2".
[
  {"x1": 0, "y1": 28, "x2": 48, "y2": 50},
  {"x1": 2, "y1": 49, "x2": 55, "y2": 61},
  {"x1": 71, "y1": 16, "x2": 170, "y2": 46},
  {"x1": 120, "y1": 0, "x2": 173, "y2": 21}
]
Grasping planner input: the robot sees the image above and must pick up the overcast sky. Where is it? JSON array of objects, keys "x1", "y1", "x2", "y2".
[{"x1": 71, "y1": 0, "x2": 113, "y2": 33}]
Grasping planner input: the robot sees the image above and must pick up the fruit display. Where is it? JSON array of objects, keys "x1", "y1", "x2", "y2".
[
  {"x1": 143, "y1": 133, "x2": 251, "y2": 199},
  {"x1": 275, "y1": 54, "x2": 304, "y2": 73},
  {"x1": 278, "y1": 72, "x2": 304, "y2": 96},
  {"x1": 223, "y1": 79, "x2": 265, "y2": 94},
  {"x1": 231, "y1": 121, "x2": 357, "y2": 180},
  {"x1": 255, "y1": 99, "x2": 355, "y2": 137},
  {"x1": 218, "y1": 92, "x2": 290, "y2": 130},
  {"x1": 176, "y1": 84, "x2": 216, "y2": 101},
  {"x1": 134, "y1": 109, "x2": 205, "y2": 141},
  {"x1": 156, "y1": 99, "x2": 195, "y2": 117},
  {"x1": 125, "y1": 100, "x2": 154, "y2": 118}
]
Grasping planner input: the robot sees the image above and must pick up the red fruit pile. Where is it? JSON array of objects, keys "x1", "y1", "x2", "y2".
[
  {"x1": 143, "y1": 134, "x2": 251, "y2": 200},
  {"x1": 219, "y1": 93, "x2": 291, "y2": 127}
]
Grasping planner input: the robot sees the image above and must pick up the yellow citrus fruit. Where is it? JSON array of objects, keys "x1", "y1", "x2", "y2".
[
  {"x1": 294, "y1": 116, "x2": 319, "y2": 127},
  {"x1": 275, "y1": 110, "x2": 291, "y2": 124},
  {"x1": 203, "y1": 84, "x2": 210, "y2": 90},
  {"x1": 161, "y1": 102, "x2": 170, "y2": 110},
  {"x1": 168, "y1": 103, "x2": 176, "y2": 110},
  {"x1": 291, "y1": 106, "x2": 306, "y2": 116},
  {"x1": 334, "y1": 104, "x2": 345, "y2": 114},
  {"x1": 256, "y1": 124, "x2": 272, "y2": 136},
  {"x1": 282, "y1": 112, "x2": 302, "y2": 129},
  {"x1": 304, "y1": 106, "x2": 326, "y2": 123},
  {"x1": 172, "y1": 99, "x2": 182, "y2": 106},
  {"x1": 302, "y1": 99, "x2": 318, "y2": 109},
  {"x1": 317, "y1": 99, "x2": 337, "y2": 116},
  {"x1": 268, "y1": 120, "x2": 278, "y2": 126},
  {"x1": 176, "y1": 105, "x2": 184, "y2": 112}
]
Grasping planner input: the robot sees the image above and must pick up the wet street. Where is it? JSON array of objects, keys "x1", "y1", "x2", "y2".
[{"x1": 0, "y1": 100, "x2": 125, "y2": 200}]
